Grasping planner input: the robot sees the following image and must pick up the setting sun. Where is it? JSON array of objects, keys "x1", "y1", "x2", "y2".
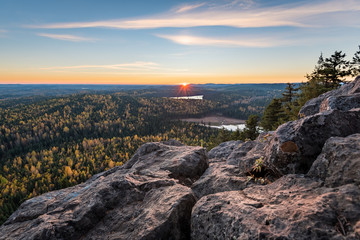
[{"x1": 181, "y1": 83, "x2": 189, "y2": 87}]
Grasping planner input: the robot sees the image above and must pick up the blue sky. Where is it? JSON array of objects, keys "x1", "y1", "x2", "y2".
[{"x1": 1, "y1": 0, "x2": 360, "y2": 84}]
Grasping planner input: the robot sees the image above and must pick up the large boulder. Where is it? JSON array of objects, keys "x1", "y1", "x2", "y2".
[
  {"x1": 0, "y1": 141, "x2": 208, "y2": 240},
  {"x1": 191, "y1": 175, "x2": 360, "y2": 240},
  {"x1": 308, "y1": 134, "x2": 360, "y2": 187},
  {"x1": 227, "y1": 140, "x2": 258, "y2": 166},
  {"x1": 192, "y1": 133, "x2": 279, "y2": 200},
  {"x1": 260, "y1": 77, "x2": 360, "y2": 175},
  {"x1": 207, "y1": 140, "x2": 242, "y2": 161},
  {"x1": 191, "y1": 162, "x2": 249, "y2": 199},
  {"x1": 299, "y1": 76, "x2": 360, "y2": 116},
  {"x1": 234, "y1": 132, "x2": 274, "y2": 172},
  {"x1": 263, "y1": 109, "x2": 360, "y2": 175}
]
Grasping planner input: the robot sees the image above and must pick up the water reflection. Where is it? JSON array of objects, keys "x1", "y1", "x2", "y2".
[{"x1": 205, "y1": 124, "x2": 246, "y2": 131}]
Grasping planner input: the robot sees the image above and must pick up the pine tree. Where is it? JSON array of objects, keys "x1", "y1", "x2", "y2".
[
  {"x1": 231, "y1": 129, "x2": 241, "y2": 140},
  {"x1": 322, "y1": 51, "x2": 350, "y2": 87},
  {"x1": 242, "y1": 114, "x2": 259, "y2": 140},
  {"x1": 260, "y1": 99, "x2": 284, "y2": 131},
  {"x1": 281, "y1": 83, "x2": 298, "y2": 104},
  {"x1": 304, "y1": 51, "x2": 350, "y2": 90},
  {"x1": 296, "y1": 51, "x2": 351, "y2": 112},
  {"x1": 351, "y1": 45, "x2": 360, "y2": 77},
  {"x1": 217, "y1": 128, "x2": 231, "y2": 143}
]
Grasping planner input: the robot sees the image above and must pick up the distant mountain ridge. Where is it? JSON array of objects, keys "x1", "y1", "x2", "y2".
[{"x1": 0, "y1": 83, "x2": 288, "y2": 99}]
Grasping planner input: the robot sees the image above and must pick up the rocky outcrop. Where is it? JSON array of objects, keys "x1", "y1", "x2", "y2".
[
  {"x1": 0, "y1": 141, "x2": 207, "y2": 240},
  {"x1": 191, "y1": 78, "x2": 360, "y2": 240},
  {"x1": 299, "y1": 76, "x2": 360, "y2": 116},
  {"x1": 192, "y1": 175, "x2": 360, "y2": 240},
  {"x1": 192, "y1": 140, "x2": 251, "y2": 199},
  {"x1": 308, "y1": 133, "x2": 360, "y2": 187},
  {"x1": 261, "y1": 77, "x2": 360, "y2": 175},
  {"x1": 192, "y1": 134, "x2": 273, "y2": 200},
  {"x1": 264, "y1": 109, "x2": 360, "y2": 174}
]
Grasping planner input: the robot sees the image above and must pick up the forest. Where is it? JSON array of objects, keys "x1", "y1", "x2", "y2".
[
  {"x1": 0, "y1": 83, "x2": 284, "y2": 224},
  {"x1": 0, "y1": 94, "x2": 220, "y2": 223}
]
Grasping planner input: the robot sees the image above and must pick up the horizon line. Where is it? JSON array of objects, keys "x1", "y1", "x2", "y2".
[{"x1": 0, "y1": 82, "x2": 299, "y2": 86}]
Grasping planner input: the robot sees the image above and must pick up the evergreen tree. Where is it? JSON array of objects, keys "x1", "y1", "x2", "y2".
[
  {"x1": 260, "y1": 48, "x2": 358, "y2": 133},
  {"x1": 241, "y1": 114, "x2": 259, "y2": 140},
  {"x1": 323, "y1": 51, "x2": 350, "y2": 87},
  {"x1": 280, "y1": 83, "x2": 299, "y2": 121},
  {"x1": 313, "y1": 51, "x2": 350, "y2": 88},
  {"x1": 351, "y1": 45, "x2": 360, "y2": 77},
  {"x1": 231, "y1": 129, "x2": 241, "y2": 140},
  {"x1": 296, "y1": 51, "x2": 351, "y2": 111},
  {"x1": 281, "y1": 83, "x2": 298, "y2": 104},
  {"x1": 260, "y1": 99, "x2": 284, "y2": 131}
]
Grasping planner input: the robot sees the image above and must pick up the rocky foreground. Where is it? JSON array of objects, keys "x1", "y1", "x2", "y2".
[{"x1": 1, "y1": 77, "x2": 360, "y2": 239}]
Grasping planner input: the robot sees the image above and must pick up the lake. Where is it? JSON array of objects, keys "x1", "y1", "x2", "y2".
[
  {"x1": 170, "y1": 95, "x2": 204, "y2": 100},
  {"x1": 181, "y1": 115, "x2": 246, "y2": 131},
  {"x1": 206, "y1": 123, "x2": 246, "y2": 131}
]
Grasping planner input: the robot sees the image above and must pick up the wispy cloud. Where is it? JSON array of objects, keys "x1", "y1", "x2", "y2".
[
  {"x1": 37, "y1": 33, "x2": 96, "y2": 42},
  {"x1": 40, "y1": 62, "x2": 159, "y2": 70},
  {"x1": 157, "y1": 34, "x2": 293, "y2": 47},
  {"x1": 28, "y1": 0, "x2": 360, "y2": 30},
  {"x1": 209, "y1": 0, "x2": 255, "y2": 10},
  {"x1": 174, "y1": 3, "x2": 205, "y2": 13},
  {"x1": 40, "y1": 61, "x2": 189, "y2": 74}
]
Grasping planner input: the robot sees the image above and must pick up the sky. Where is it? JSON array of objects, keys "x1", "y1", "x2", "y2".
[{"x1": 0, "y1": 0, "x2": 360, "y2": 85}]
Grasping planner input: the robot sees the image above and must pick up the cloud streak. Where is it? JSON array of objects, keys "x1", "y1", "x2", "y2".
[
  {"x1": 157, "y1": 34, "x2": 297, "y2": 47},
  {"x1": 40, "y1": 62, "x2": 189, "y2": 73},
  {"x1": 37, "y1": 33, "x2": 96, "y2": 42},
  {"x1": 40, "y1": 62, "x2": 159, "y2": 70},
  {"x1": 174, "y1": 3, "x2": 205, "y2": 13},
  {"x1": 28, "y1": 0, "x2": 360, "y2": 30}
]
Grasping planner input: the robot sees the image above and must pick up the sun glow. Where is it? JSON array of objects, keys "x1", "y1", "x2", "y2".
[{"x1": 177, "y1": 82, "x2": 191, "y2": 96}]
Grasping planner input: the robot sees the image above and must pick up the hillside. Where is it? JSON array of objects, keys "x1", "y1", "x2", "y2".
[
  {"x1": 0, "y1": 94, "x2": 221, "y2": 224},
  {"x1": 0, "y1": 83, "x2": 286, "y2": 224}
]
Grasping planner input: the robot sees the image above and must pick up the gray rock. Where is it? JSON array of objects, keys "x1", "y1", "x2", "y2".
[
  {"x1": 192, "y1": 133, "x2": 278, "y2": 200},
  {"x1": 319, "y1": 93, "x2": 360, "y2": 112},
  {"x1": 161, "y1": 139, "x2": 185, "y2": 146},
  {"x1": 299, "y1": 76, "x2": 360, "y2": 117},
  {"x1": 227, "y1": 140, "x2": 257, "y2": 166},
  {"x1": 191, "y1": 162, "x2": 249, "y2": 199},
  {"x1": 308, "y1": 134, "x2": 360, "y2": 187},
  {"x1": 237, "y1": 133, "x2": 275, "y2": 172},
  {"x1": 191, "y1": 132, "x2": 281, "y2": 200},
  {"x1": 207, "y1": 140, "x2": 242, "y2": 161},
  {"x1": 264, "y1": 109, "x2": 360, "y2": 175},
  {"x1": 0, "y1": 142, "x2": 208, "y2": 240},
  {"x1": 191, "y1": 175, "x2": 360, "y2": 240}
]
